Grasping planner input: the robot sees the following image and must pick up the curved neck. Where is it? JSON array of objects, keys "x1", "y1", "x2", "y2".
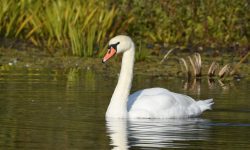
[{"x1": 106, "y1": 44, "x2": 135, "y2": 118}]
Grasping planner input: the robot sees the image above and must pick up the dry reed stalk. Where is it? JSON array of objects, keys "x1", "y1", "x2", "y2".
[
  {"x1": 208, "y1": 61, "x2": 219, "y2": 77},
  {"x1": 179, "y1": 58, "x2": 191, "y2": 78},
  {"x1": 194, "y1": 53, "x2": 202, "y2": 76},
  {"x1": 188, "y1": 56, "x2": 196, "y2": 76},
  {"x1": 187, "y1": 53, "x2": 202, "y2": 77},
  {"x1": 218, "y1": 64, "x2": 230, "y2": 78},
  {"x1": 160, "y1": 48, "x2": 174, "y2": 64},
  {"x1": 230, "y1": 52, "x2": 249, "y2": 75}
]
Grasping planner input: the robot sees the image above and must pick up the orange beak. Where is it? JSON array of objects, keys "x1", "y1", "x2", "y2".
[{"x1": 102, "y1": 47, "x2": 116, "y2": 63}]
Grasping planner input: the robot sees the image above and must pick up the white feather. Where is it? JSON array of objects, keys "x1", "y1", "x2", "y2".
[{"x1": 105, "y1": 35, "x2": 214, "y2": 119}]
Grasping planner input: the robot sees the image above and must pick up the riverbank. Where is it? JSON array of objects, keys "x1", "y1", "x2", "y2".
[
  {"x1": 0, "y1": 46, "x2": 249, "y2": 80},
  {"x1": 0, "y1": 0, "x2": 249, "y2": 57}
]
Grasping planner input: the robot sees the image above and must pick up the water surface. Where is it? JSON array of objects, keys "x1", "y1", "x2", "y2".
[{"x1": 0, "y1": 69, "x2": 249, "y2": 149}]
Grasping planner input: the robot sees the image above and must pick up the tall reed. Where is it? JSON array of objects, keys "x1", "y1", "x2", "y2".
[
  {"x1": 0, "y1": 0, "x2": 249, "y2": 59},
  {"x1": 0, "y1": 0, "x2": 133, "y2": 57}
]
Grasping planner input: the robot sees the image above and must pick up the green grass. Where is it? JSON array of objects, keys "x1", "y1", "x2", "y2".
[
  {"x1": 115, "y1": 0, "x2": 249, "y2": 50},
  {"x1": 0, "y1": 0, "x2": 249, "y2": 59},
  {"x1": 0, "y1": 0, "x2": 133, "y2": 57}
]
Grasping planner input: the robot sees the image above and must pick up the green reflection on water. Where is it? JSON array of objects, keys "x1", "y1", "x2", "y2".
[{"x1": 0, "y1": 69, "x2": 249, "y2": 149}]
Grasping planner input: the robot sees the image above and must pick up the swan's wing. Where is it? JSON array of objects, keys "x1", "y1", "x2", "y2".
[
  {"x1": 128, "y1": 88, "x2": 195, "y2": 110},
  {"x1": 128, "y1": 88, "x2": 173, "y2": 110},
  {"x1": 169, "y1": 91, "x2": 196, "y2": 105},
  {"x1": 127, "y1": 88, "x2": 197, "y2": 118}
]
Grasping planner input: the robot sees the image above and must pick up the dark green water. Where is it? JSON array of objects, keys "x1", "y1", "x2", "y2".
[{"x1": 0, "y1": 69, "x2": 249, "y2": 149}]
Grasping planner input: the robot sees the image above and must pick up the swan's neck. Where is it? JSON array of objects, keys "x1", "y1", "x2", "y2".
[{"x1": 106, "y1": 44, "x2": 135, "y2": 118}]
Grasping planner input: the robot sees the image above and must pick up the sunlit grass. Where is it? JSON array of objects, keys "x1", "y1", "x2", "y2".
[
  {"x1": 135, "y1": 41, "x2": 150, "y2": 61},
  {"x1": 0, "y1": 0, "x2": 133, "y2": 57},
  {"x1": 0, "y1": 0, "x2": 249, "y2": 60}
]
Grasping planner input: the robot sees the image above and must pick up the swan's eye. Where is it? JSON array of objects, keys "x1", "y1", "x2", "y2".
[{"x1": 108, "y1": 42, "x2": 120, "y2": 51}]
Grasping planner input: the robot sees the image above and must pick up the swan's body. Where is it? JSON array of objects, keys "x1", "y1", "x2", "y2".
[
  {"x1": 128, "y1": 88, "x2": 213, "y2": 118},
  {"x1": 103, "y1": 35, "x2": 213, "y2": 119}
]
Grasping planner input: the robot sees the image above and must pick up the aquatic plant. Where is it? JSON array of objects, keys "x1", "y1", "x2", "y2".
[
  {"x1": 208, "y1": 62, "x2": 219, "y2": 77},
  {"x1": 177, "y1": 52, "x2": 249, "y2": 79},
  {"x1": 160, "y1": 48, "x2": 175, "y2": 64},
  {"x1": 188, "y1": 53, "x2": 202, "y2": 77},
  {"x1": 178, "y1": 53, "x2": 202, "y2": 78},
  {"x1": 218, "y1": 64, "x2": 231, "y2": 78},
  {"x1": 179, "y1": 57, "x2": 192, "y2": 78},
  {"x1": 208, "y1": 52, "x2": 249, "y2": 78},
  {"x1": 230, "y1": 52, "x2": 250, "y2": 75}
]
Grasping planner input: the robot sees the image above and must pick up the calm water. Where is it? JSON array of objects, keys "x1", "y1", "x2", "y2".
[{"x1": 0, "y1": 69, "x2": 249, "y2": 149}]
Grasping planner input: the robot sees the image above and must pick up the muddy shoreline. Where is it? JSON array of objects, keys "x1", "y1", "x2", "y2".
[{"x1": 0, "y1": 46, "x2": 249, "y2": 80}]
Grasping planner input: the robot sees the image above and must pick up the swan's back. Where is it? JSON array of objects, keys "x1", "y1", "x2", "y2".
[{"x1": 128, "y1": 88, "x2": 213, "y2": 118}]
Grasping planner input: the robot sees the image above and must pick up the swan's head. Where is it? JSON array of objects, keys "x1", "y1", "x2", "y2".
[{"x1": 102, "y1": 35, "x2": 133, "y2": 63}]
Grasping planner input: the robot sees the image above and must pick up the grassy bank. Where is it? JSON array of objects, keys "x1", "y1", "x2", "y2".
[
  {"x1": 0, "y1": 0, "x2": 249, "y2": 59},
  {"x1": 0, "y1": 0, "x2": 133, "y2": 57},
  {"x1": 1, "y1": 46, "x2": 250, "y2": 80}
]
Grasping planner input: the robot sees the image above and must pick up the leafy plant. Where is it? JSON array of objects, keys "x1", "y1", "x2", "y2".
[
  {"x1": 0, "y1": 0, "x2": 134, "y2": 57},
  {"x1": 0, "y1": 0, "x2": 249, "y2": 60}
]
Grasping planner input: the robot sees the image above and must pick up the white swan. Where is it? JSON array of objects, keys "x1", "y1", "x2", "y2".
[{"x1": 102, "y1": 35, "x2": 214, "y2": 118}]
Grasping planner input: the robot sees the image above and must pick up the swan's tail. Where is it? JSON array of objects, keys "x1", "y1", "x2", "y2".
[{"x1": 196, "y1": 99, "x2": 214, "y2": 112}]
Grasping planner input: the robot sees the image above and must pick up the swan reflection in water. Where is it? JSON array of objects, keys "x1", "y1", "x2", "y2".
[{"x1": 106, "y1": 118, "x2": 211, "y2": 149}]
